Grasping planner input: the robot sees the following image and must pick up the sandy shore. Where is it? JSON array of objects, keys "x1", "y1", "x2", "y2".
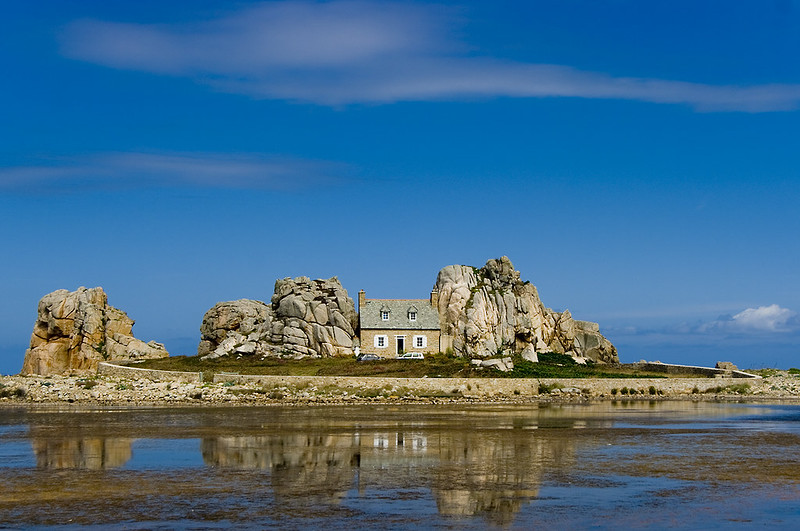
[{"x1": 3, "y1": 370, "x2": 800, "y2": 405}]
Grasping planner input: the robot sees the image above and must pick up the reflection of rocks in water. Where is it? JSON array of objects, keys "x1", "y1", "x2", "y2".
[
  {"x1": 32, "y1": 438, "x2": 133, "y2": 469},
  {"x1": 436, "y1": 489, "x2": 532, "y2": 524},
  {"x1": 202, "y1": 434, "x2": 359, "y2": 505},
  {"x1": 432, "y1": 431, "x2": 576, "y2": 525},
  {"x1": 200, "y1": 414, "x2": 582, "y2": 523}
]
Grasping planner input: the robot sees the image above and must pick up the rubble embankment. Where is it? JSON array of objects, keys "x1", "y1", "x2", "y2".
[{"x1": 2, "y1": 366, "x2": 799, "y2": 406}]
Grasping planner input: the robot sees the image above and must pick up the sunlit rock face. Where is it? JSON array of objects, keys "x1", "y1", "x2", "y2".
[
  {"x1": 21, "y1": 287, "x2": 168, "y2": 376},
  {"x1": 198, "y1": 276, "x2": 358, "y2": 360},
  {"x1": 435, "y1": 257, "x2": 617, "y2": 363}
]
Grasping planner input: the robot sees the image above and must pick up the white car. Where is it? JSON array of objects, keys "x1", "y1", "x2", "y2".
[{"x1": 397, "y1": 352, "x2": 424, "y2": 360}]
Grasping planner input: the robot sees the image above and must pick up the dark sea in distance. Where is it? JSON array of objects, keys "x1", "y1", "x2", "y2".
[{"x1": 1, "y1": 401, "x2": 800, "y2": 529}]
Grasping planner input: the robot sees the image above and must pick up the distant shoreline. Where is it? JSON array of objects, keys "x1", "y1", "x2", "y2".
[{"x1": 3, "y1": 370, "x2": 800, "y2": 406}]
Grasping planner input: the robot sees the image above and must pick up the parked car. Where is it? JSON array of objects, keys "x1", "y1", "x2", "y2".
[
  {"x1": 396, "y1": 352, "x2": 424, "y2": 360},
  {"x1": 357, "y1": 353, "x2": 382, "y2": 362}
]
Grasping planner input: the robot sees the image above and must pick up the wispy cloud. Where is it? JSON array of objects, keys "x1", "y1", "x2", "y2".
[
  {"x1": 60, "y1": 1, "x2": 800, "y2": 112},
  {"x1": 0, "y1": 152, "x2": 346, "y2": 191}
]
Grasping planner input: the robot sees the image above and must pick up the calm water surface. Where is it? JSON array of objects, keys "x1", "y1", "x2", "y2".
[{"x1": 1, "y1": 401, "x2": 800, "y2": 529}]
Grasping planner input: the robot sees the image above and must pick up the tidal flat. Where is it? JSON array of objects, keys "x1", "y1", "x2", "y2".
[{"x1": 2, "y1": 402, "x2": 800, "y2": 529}]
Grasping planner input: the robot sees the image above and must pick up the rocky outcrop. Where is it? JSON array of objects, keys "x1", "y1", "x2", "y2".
[
  {"x1": 198, "y1": 276, "x2": 357, "y2": 359},
  {"x1": 435, "y1": 257, "x2": 617, "y2": 363},
  {"x1": 21, "y1": 287, "x2": 168, "y2": 376}
]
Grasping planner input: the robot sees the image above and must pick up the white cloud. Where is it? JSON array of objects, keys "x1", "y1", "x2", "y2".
[
  {"x1": 679, "y1": 304, "x2": 799, "y2": 335},
  {"x1": 730, "y1": 304, "x2": 799, "y2": 332},
  {"x1": 59, "y1": 1, "x2": 800, "y2": 112},
  {"x1": 0, "y1": 152, "x2": 346, "y2": 191}
]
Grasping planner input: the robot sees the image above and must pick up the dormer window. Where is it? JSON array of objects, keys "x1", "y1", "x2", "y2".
[
  {"x1": 409, "y1": 311, "x2": 417, "y2": 321},
  {"x1": 381, "y1": 310, "x2": 390, "y2": 321}
]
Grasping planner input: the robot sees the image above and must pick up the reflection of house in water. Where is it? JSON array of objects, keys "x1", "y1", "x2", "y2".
[
  {"x1": 32, "y1": 437, "x2": 133, "y2": 469},
  {"x1": 373, "y1": 432, "x2": 426, "y2": 450},
  {"x1": 200, "y1": 419, "x2": 587, "y2": 525}
]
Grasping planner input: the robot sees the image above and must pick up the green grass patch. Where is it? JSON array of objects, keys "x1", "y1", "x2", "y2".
[
  {"x1": 504, "y1": 354, "x2": 668, "y2": 379},
  {"x1": 136, "y1": 351, "x2": 671, "y2": 379}
]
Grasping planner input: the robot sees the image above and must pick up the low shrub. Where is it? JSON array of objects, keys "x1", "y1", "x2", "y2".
[
  {"x1": 537, "y1": 352, "x2": 578, "y2": 366},
  {"x1": 79, "y1": 379, "x2": 98, "y2": 390},
  {"x1": 703, "y1": 383, "x2": 750, "y2": 395},
  {"x1": 0, "y1": 387, "x2": 26, "y2": 399},
  {"x1": 538, "y1": 382, "x2": 564, "y2": 394}
]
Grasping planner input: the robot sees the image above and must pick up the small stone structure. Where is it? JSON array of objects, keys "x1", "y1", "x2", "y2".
[{"x1": 358, "y1": 289, "x2": 441, "y2": 357}]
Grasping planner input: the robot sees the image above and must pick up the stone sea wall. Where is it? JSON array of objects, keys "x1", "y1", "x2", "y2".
[
  {"x1": 97, "y1": 362, "x2": 202, "y2": 383},
  {"x1": 210, "y1": 373, "x2": 754, "y2": 398},
  {"x1": 4, "y1": 368, "x2": 799, "y2": 405}
]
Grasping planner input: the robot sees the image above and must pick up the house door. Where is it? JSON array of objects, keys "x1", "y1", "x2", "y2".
[{"x1": 396, "y1": 336, "x2": 405, "y2": 355}]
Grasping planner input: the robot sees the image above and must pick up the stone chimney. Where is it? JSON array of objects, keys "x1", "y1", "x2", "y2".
[
  {"x1": 358, "y1": 289, "x2": 366, "y2": 312},
  {"x1": 430, "y1": 288, "x2": 439, "y2": 309}
]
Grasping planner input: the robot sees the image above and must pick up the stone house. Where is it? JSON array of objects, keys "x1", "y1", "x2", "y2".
[{"x1": 358, "y1": 289, "x2": 441, "y2": 356}]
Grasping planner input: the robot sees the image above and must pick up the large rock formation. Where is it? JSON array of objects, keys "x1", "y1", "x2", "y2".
[
  {"x1": 21, "y1": 287, "x2": 168, "y2": 376},
  {"x1": 198, "y1": 276, "x2": 357, "y2": 359},
  {"x1": 435, "y1": 257, "x2": 617, "y2": 363}
]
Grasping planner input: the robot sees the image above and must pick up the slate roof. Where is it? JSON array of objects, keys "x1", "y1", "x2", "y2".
[{"x1": 360, "y1": 299, "x2": 440, "y2": 330}]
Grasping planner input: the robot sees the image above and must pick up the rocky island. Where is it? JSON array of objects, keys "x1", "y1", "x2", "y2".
[{"x1": 5, "y1": 257, "x2": 796, "y2": 405}]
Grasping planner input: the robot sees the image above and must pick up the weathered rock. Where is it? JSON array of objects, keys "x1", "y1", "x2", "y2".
[
  {"x1": 21, "y1": 287, "x2": 168, "y2": 376},
  {"x1": 198, "y1": 277, "x2": 357, "y2": 360},
  {"x1": 480, "y1": 357, "x2": 514, "y2": 372},
  {"x1": 197, "y1": 299, "x2": 272, "y2": 359},
  {"x1": 715, "y1": 361, "x2": 739, "y2": 371},
  {"x1": 520, "y1": 345, "x2": 538, "y2": 363},
  {"x1": 435, "y1": 257, "x2": 617, "y2": 363}
]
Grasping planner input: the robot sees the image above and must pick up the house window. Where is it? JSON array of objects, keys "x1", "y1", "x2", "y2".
[
  {"x1": 381, "y1": 311, "x2": 389, "y2": 321},
  {"x1": 375, "y1": 335, "x2": 388, "y2": 348},
  {"x1": 409, "y1": 311, "x2": 417, "y2": 321},
  {"x1": 414, "y1": 335, "x2": 426, "y2": 348}
]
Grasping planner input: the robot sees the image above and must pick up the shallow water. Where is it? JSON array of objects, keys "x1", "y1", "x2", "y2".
[{"x1": 1, "y1": 401, "x2": 800, "y2": 529}]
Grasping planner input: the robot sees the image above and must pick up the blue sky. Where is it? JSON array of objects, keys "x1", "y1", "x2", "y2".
[{"x1": 2, "y1": 0, "x2": 799, "y2": 374}]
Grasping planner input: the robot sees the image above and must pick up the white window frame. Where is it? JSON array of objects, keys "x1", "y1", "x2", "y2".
[
  {"x1": 409, "y1": 311, "x2": 417, "y2": 322},
  {"x1": 413, "y1": 335, "x2": 426, "y2": 348},
  {"x1": 381, "y1": 311, "x2": 389, "y2": 321},
  {"x1": 375, "y1": 335, "x2": 388, "y2": 348}
]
